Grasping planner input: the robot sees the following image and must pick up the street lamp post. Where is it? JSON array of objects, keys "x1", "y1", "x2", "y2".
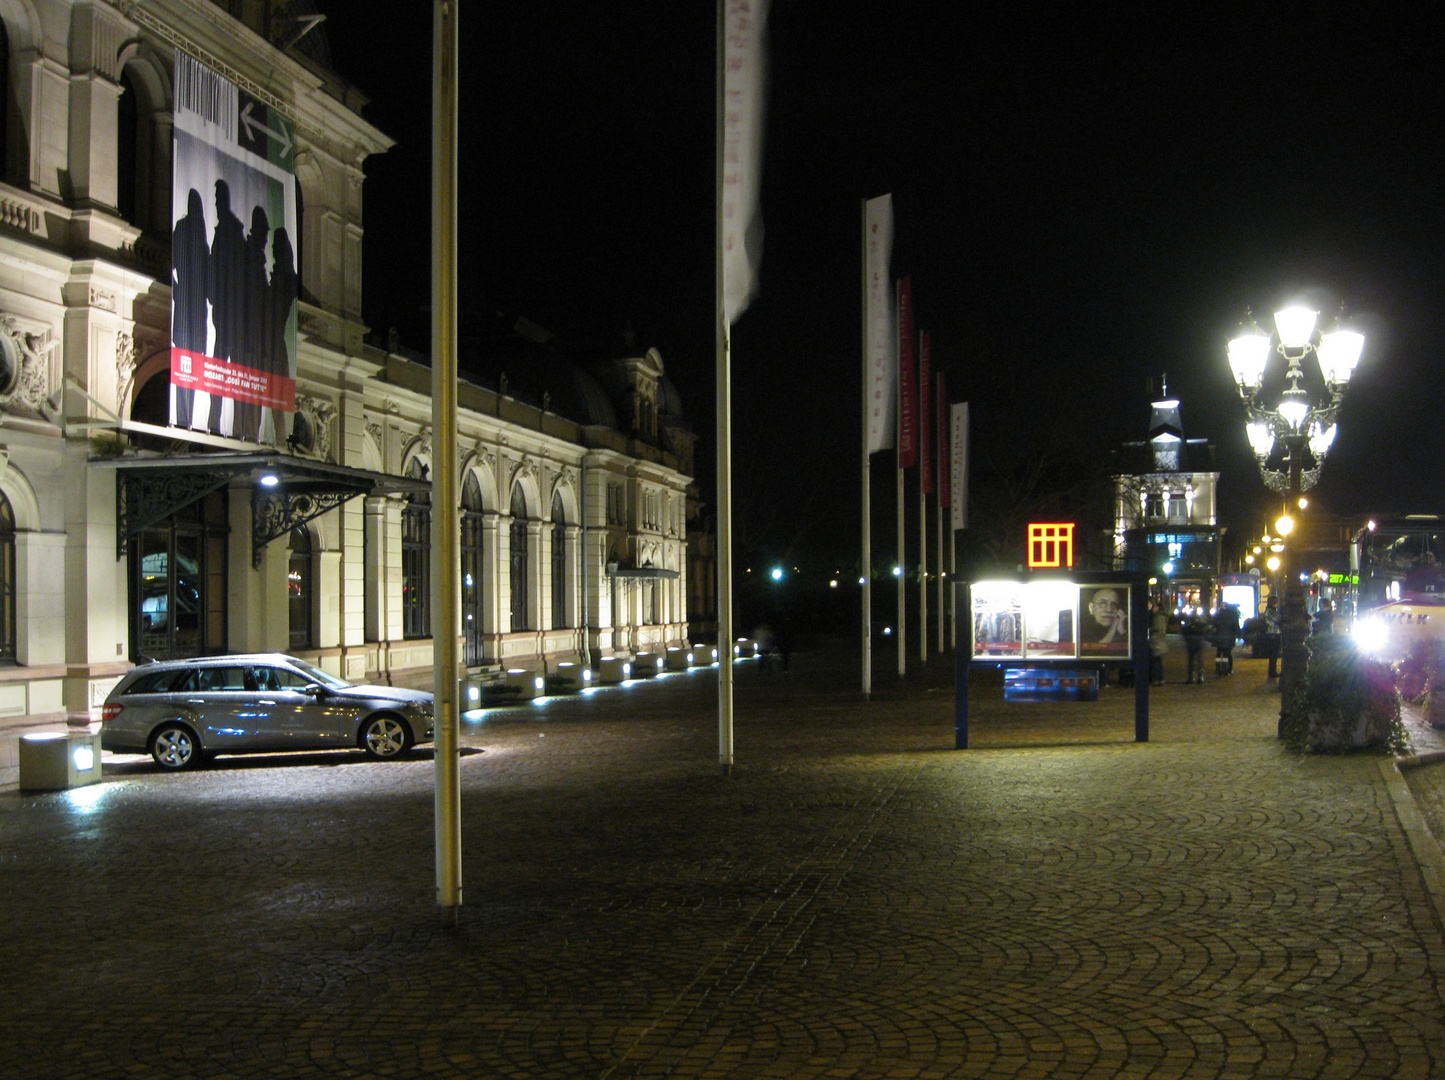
[{"x1": 1227, "y1": 305, "x2": 1363, "y2": 733}]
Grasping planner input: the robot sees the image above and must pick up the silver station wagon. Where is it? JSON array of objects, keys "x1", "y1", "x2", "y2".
[{"x1": 101, "y1": 654, "x2": 435, "y2": 771}]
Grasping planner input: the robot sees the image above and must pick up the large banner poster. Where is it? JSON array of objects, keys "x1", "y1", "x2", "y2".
[{"x1": 170, "y1": 51, "x2": 298, "y2": 445}]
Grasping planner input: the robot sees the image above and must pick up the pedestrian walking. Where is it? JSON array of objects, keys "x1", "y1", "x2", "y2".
[
  {"x1": 1182, "y1": 608, "x2": 1211, "y2": 684},
  {"x1": 1213, "y1": 601, "x2": 1241, "y2": 676},
  {"x1": 1262, "y1": 595, "x2": 1281, "y2": 678},
  {"x1": 1148, "y1": 601, "x2": 1169, "y2": 685}
]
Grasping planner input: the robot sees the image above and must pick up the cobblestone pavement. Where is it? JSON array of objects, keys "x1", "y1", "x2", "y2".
[{"x1": 4, "y1": 644, "x2": 1445, "y2": 1079}]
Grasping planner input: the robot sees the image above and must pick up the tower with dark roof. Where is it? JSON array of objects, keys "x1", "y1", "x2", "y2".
[{"x1": 1111, "y1": 380, "x2": 1223, "y2": 610}]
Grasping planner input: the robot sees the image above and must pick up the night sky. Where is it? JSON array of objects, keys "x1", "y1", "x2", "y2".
[{"x1": 325, "y1": 3, "x2": 1445, "y2": 572}]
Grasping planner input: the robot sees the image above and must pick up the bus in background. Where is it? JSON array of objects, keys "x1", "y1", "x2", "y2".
[{"x1": 1349, "y1": 515, "x2": 1445, "y2": 665}]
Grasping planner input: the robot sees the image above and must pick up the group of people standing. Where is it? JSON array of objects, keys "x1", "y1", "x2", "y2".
[
  {"x1": 172, "y1": 179, "x2": 297, "y2": 442},
  {"x1": 1149, "y1": 596, "x2": 1281, "y2": 686}
]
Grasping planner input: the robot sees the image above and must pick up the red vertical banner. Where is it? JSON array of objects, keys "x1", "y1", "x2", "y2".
[
  {"x1": 937, "y1": 371, "x2": 950, "y2": 507},
  {"x1": 897, "y1": 277, "x2": 916, "y2": 468},
  {"x1": 919, "y1": 332, "x2": 932, "y2": 493}
]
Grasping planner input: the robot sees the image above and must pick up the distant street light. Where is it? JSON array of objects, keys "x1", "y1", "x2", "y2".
[{"x1": 1228, "y1": 303, "x2": 1364, "y2": 729}]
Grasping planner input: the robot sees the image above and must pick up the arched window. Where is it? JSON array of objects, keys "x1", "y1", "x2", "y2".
[
  {"x1": 116, "y1": 59, "x2": 168, "y2": 234},
  {"x1": 117, "y1": 69, "x2": 139, "y2": 223},
  {"x1": 461, "y1": 473, "x2": 485, "y2": 667},
  {"x1": 509, "y1": 486, "x2": 529, "y2": 632},
  {"x1": 0, "y1": 490, "x2": 15, "y2": 664},
  {"x1": 288, "y1": 525, "x2": 313, "y2": 649},
  {"x1": 551, "y1": 493, "x2": 568, "y2": 629},
  {"x1": 402, "y1": 460, "x2": 430, "y2": 639}
]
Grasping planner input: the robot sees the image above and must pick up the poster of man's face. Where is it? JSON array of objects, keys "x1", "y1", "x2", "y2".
[{"x1": 1079, "y1": 585, "x2": 1129, "y2": 656}]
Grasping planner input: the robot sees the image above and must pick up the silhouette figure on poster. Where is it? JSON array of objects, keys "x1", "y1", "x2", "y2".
[
  {"x1": 171, "y1": 188, "x2": 210, "y2": 429},
  {"x1": 263, "y1": 227, "x2": 297, "y2": 442},
  {"x1": 207, "y1": 179, "x2": 246, "y2": 435},
  {"x1": 234, "y1": 205, "x2": 270, "y2": 441}
]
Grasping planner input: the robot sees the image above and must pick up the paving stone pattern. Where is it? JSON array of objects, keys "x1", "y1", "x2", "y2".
[{"x1": 3, "y1": 644, "x2": 1445, "y2": 1079}]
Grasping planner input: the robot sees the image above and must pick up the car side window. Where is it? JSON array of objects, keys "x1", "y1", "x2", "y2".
[
  {"x1": 124, "y1": 668, "x2": 198, "y2": 694},
  {"x1": 198, "y1": 667, "x2": 246, "y2": 691},
  {"x1": 125, "y1": 669, "x2": 175, "y2": 694},
  {"x1": 272, "y1": 668, "x2": 313, "y2": 690}
]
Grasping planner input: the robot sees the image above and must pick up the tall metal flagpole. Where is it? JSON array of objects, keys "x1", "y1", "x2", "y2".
[
  {"x1": 897, "y1": 436, "x2": 906, "y2": 678},
  {"x1": 919, "y1": 444, "x2": 928, "y2": 663},
  {"x1": 431, "y1": 0, "x2": 462, "y2": 923},
  {"x1": 715, "y1": 0, "x2": 733, "y2": 775},
  {"x1": 948, "y1": 523, "x2": 957, "y2": 649},
  {"x1": 716, "y1": 0, "x2": 768, "y2": 769},
  {"x1": 918, "y1": 331, "x2": 928, "y2": 665},
  {"x1": 860, "y1": 202, "x2": 872, "y2": 698},
  {"x1": 935, "y1": 372, "x2": 945, "y2": 654},
  {"x1": 895, "y1": 280, "x2": 906, "y2": 680}
]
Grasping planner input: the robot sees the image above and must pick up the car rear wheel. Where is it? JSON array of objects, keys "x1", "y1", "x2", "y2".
[
  {"x1": 149, "y1": 723, "x2": 200, "y2": 771},
  {"x1": 361, "y1": 715, "x2": 412, "y2": 760}
]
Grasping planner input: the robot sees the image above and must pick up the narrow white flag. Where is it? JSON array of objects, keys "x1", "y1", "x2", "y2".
[
  {"x1": 951, "y1": 402, "x2": 969, "y2": 531},
  {"x1": 864, "y1": 194, "x2": 895, "y2": 454},
  {"x1": 722, "y1": 0, "x2": 769, "y2": 324}
]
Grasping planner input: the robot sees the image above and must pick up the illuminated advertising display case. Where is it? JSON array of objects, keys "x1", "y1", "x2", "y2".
[
  {"x1": 954, "y1": 571, "x2": 1151, "y2": 749},
  {"x1": 971, "y1": 580, "x2": 1133, "y2": 662}
]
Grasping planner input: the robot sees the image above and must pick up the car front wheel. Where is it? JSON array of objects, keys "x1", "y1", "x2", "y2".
[
  {"x1": 149, "y1": 723, "x2": 200, "y2": 771},
  {"x1": 361, "y1": 715, "x2": 412, "y2": 760}
]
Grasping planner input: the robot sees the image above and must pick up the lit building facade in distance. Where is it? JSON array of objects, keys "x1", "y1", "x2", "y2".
[{"x1": 1111, "y1": 391, "x2": 1221, "y2": 612}]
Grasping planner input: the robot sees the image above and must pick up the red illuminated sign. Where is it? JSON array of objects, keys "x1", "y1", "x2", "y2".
[{"x1": 1028, "y1": 523, "x2": 1075, "y2": 569}]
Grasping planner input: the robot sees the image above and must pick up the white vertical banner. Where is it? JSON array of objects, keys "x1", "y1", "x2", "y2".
[
  {"x1": 951, "y1": 402, "x2": 969, "y2": 531},
  {"x1": 864, "y1": 194, "x2": 895, "y2": 453},
  {"x1": 721, "y1": 0, "x2": 769, "y2": 324}
]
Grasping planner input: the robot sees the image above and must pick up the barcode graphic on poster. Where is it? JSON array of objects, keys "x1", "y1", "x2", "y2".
[{"x1": 175, "y1": 52, "x2": 236, "y2": 130}]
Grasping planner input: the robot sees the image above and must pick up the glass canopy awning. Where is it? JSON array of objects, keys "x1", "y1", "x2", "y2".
[{"x1": 96, "y1": 452, "x2": 431, "y2": 568}]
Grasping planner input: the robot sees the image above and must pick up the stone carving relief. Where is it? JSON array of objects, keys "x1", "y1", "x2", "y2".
[
  {"x1": 512, "y1": 454, "x2": 540, "y2": 487},
  {"x1": 0, "y1": 314, "x2": 55, "y2": 415},
  {"x1": 115, "y1": 331, "x2": 136, "y2": 413},
  {"x1": 294, "y1": 393, "x2": 338, "y2": 461},
  {"x1": 468, "y1": 439, "x2": 497, "y2": 473}
]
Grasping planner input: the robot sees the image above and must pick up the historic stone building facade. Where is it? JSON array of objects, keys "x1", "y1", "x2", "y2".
[
  {"x1": 1111, "y1": 390, "x2": 1221, "y2": 612},
  {"x1": 0, "y1": 0, "x2": 694, "y2": 767}
]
